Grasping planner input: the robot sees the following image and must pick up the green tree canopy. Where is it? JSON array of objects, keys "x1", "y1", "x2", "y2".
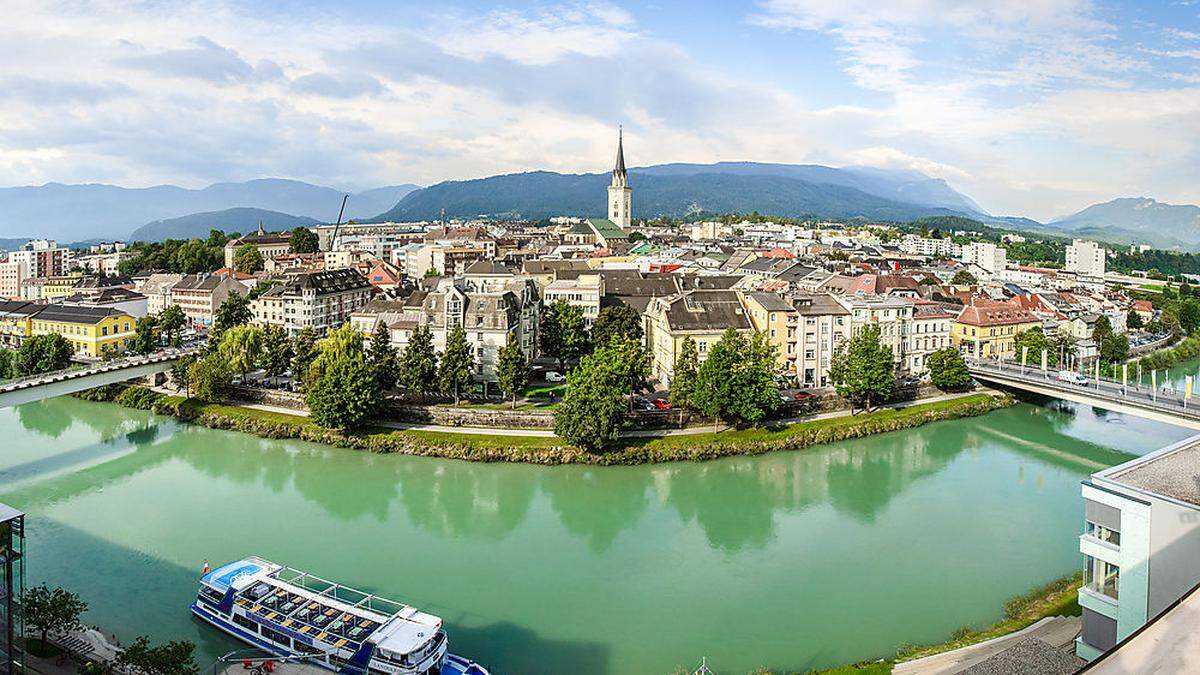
[
  {"x1": 591, "y1": 305, "x2": 643, "y2": 347},
  {"x1": 260, "y1": 325, "x2": 293, "y2": 382},
  {"x1": 115, "y1": 636, "x2": 199, "y2": 675},
  {"x1": 233, "y1": 243, "x2": 264, "y2": 274},
  {"x1": 128, "y1": 315, "x2": 158, "y2": 355},
  {"x1": 951, "y1": 269, "x2": 977, "y2": 285},
  {"x1": 211, "y1": 292, "x2": 251, "y2": 343},
  {"x1": 290, "y1": 327, "x2": 318, "y2": 389},
  {"x1": 0, "y1": 348, "x2": 14, "y2": 380},
  {"x1": 218, "y1": 324, "x2": 264, "y2": 381},
  {"x1": 189, "y1": 353, "x2": 232, "y2": 403},
  {"x1": 1014, "y1": 325, "x2": 1058, "y2": 367},
  {"x1": 539, "y1": 300, "x2": 589, "y2": 372},
  {"x1": 1180, "y1": 298, "x2": 1200, "y2": 334},
  {"x1": 158, "y1": 304, "x2": 186, "y2": 346},
  {"x1": 305, "y1": 323, "x2": 381, "y2": 430},
  {"x1": 668, "y1": 336, "x2": 699, "y2": 411},
  {"x1": 398, "y1": 324, "x2": 438, "y2": 399},
  {"x1": 693, "y1": 329, "x2": 780, "y2": 426},
  {"x1": 289, "y1": 226, "x2": 320, "y2": 254},
  {"x1": 553, "y1": 346, "x2": 627, "y2": 452},
  {"x1": 170, "y1": 353, "x2": 197, "y2": 397},
  {"x1": 22, "y1": 584, "x2": 87, "y2": 653},
  {"x1": 438, "y1": 325, "x2": 475, "y2": 404},
  {"x1": 15, "y1": 334, "x2": 73, "y2": 375},
  {"x1": 1127, "y1": 308, "x2": 1145, "y2": 330},
  {"x1": 926, "y1": 347, "x2": 972, "y2": 392},
  {"x1": 496, "y1": 339, "x2": 528, "y2": 409},
  {"x1": 368, "y1": 321, "x2": 399, "y2": 391},
  {"x1": 829, "y1": 324, "x2": 895, "y2": 412}
]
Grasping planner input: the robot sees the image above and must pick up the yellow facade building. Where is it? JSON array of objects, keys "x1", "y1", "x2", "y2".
[
  {"x1": 41, "y1": 275, "x2": 83, "y2": 301},
  {"x1": 951, "y1": 301, "x2": 1041, "y2": 359},
  {"x1": 29, "y1": 305, "x2": 135, "y2": 358}
]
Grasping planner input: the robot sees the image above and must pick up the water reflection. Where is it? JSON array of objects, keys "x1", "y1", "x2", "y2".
[{"x1": 542, "y1": 468, "x2": 649, "y2": 553}]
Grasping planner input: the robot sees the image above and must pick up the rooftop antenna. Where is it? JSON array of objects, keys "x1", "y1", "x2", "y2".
[{"x1": 327, "y1": 194, "x2": 349, "y2": 252}]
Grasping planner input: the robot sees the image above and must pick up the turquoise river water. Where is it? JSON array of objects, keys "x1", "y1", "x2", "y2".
[{"x1": 0, "y1": 395, "x2": 1193, "y2": 674}]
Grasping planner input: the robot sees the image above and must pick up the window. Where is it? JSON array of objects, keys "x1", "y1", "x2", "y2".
[
  {"x1": 1084, "y1": 555, "x2": 1119, "y2": 600},
  {"x1": 1085, "y1": 521, "x2": 1120, "y2": 546}
]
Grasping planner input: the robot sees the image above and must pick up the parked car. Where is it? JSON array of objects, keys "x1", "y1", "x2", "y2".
[
  {"x1": 1056, "y1": 370, "x2": 1089, "y2": 386},
  {"x1": 652, "y1": 398, "x2": 672, "y2": 410},
  {"x1": 632, "y1": 396, "x2": 656, "y2": 411},
  {"x1": 544, "y1": 371, "x2": 566, "y2": 383}
]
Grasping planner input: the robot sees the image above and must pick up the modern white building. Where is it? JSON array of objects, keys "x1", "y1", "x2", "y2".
[
  {"x1": 1067, "y1": 239, "x2": 1106, "y2": 277},
  {"x1": 1075, "y1": 437, "x2": 1200, "y2": 661},
  {"x1": 959, "y1": 242, "x2": 1007, "y2": 275},
  {"x1": 899, "y1": 235, "x2": 962, "y2": 258}
]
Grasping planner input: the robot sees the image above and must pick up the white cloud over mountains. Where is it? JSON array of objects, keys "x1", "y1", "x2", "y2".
[{"x1": 0, "y1": 0, "x2": 1197, "y2": 221}]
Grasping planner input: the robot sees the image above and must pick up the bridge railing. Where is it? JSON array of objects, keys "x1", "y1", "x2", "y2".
[{"x1": 0, "y1": 347, "x2": 196, "y2": 392}]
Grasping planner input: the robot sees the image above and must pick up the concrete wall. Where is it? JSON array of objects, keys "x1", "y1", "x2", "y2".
[{"x1": 1147, "y1": 494, "x2": 1200, "y2": 617}]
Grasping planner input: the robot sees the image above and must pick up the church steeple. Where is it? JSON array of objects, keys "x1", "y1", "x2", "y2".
[{"x1": 607, "y1": 127, "x2": 632, "y2": 229}]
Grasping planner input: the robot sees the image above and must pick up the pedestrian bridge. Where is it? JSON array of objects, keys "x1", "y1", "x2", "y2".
[
  {"x1": 0, "y1": 348, "x2": 194, "y2": 408},
  {"x1": 968, "y1": 359, "x2": 1200, "y2": 431}
]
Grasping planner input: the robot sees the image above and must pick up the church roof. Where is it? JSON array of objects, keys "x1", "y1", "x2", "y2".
[
  {"x1": 614, "y1": 128, "x2": 626, "y2": 176},
  {"x1": 587, "y1": 218, "x2": 629, "y2": 241}
]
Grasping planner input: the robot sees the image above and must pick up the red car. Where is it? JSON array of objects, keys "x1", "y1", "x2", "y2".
[
  {"x1": 792, "y1": 391, "x2": 816, "y2": 401},
  {"x1": 653, "y1": 398, "x2": 672, "y2": 410}
]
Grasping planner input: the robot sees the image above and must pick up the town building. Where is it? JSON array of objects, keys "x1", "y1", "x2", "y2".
[
  {"x1": 75, "y1": 250, "x2": 134, "y2": 276},
  {"x1": 792, "y1": 293, "x2": 851, "y2": 388},
  {"x1": 0, "y1": 261, "x2": 25, "y2": 300},
  {"x1": 907, "y1": 301, "x2": 955, "y2": 374},
  {"x1": 0, "y1": 503, "x2": 25, "y2": 675},
  {"x1": 29, "y1": 304, "x2": 136, "y2": 358},
  {"x1": 543, "y1": 274, "x2": 602, "y2": 328},
  {"x1": 607, "y1": 129, "x2": 632, "y2": 230},
  {"x1": 959, "y1": 242, "x2": 1007, "y2": 275},
  {"x1": 223, "y1": 226, "x2": 291, "y2": 268},
  {"x1": 8, "y1": 239, "x2": 72, "y2": 279},
  {"x1": 0, "y1": 301, "x2": 39, "y2": 348},
  {"x1": 1075, "y1": 437, "x2": 1200, "y2": 661},
  {"x1": 1067, "y1": 239, "x2": 1106, "y2": 277},
  {"x1": 836, "y1": 295, "x2": 915, "y2": 369},
  {"x1": 744, "y1": 291, "x2": 798, "y2": 375},
  {"x1": 645, "y1": 289, "x2": 753, "y2": 386},
  {"x1": 899, "y1": 235, "x2": 962, "y2": 258},
  {"x1": 171, "y1": 272, "x2": 247, "y2": 327},
  {"x1": 136, "y1": 273, "x2": 185, "y2": 315},
  {"x1": 41, "y1": 275, "x2": 83, "y2": 302},
  {"x1": 251, "y1": 268, "x2": 374, "y2": 337},
  {"x1": 951, "y1": 300, "x2": 1040, "y2": 359}
]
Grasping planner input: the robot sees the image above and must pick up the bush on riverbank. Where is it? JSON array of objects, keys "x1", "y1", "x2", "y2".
[{"x1": 87, "y1": 385, "x2": 1012, "y2": 466}]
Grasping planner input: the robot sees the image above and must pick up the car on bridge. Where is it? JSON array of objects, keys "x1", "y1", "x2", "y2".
[{"x1": 1056, "y1": 370, "x2": 1089, "y2": 386}]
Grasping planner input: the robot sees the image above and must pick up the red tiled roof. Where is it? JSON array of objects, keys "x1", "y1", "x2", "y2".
[{"x1": 956, "y1": 299, "x2": 1039, "y2": 327}]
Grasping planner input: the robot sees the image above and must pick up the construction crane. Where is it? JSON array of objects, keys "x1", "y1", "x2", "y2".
[{"x1": 325, "y1": 194, "x2": 349, "y2": 252}]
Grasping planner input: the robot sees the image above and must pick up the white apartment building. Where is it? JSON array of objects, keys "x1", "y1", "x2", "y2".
[
  {"x1": 836, "y1": 295, "x2": 916, "y2": 371},
  {"x1": 792, "y1": 293, "x2": 851, "y2": 388},
  {"x1": 1067, "y1": 239, "x2": 1106, "y2": 277},
  {"x1": 1075, "y1": 437, "x2": 1200, "y2": 661},
  {"x1": 0, "y1": 261, "x2": 25, "y2": 300},
  {"x1": 251, "y1": 268, "x2": 374, "y2": 337},
  {"x1": 9, "y1": 239, "x2": 73, "y2": 278},
  {"x1": 76, "y1": 250, "x2": 134, "y2": 276},
  {"x1": 543, "y1": 274, "x2": 602, "y2": 328},
  {"x1": 899, "y1": 235, "x2": 962, "y2": 258},
  {"x1": 959, "y1": 242, "x2": 1007, "y2": 275},
  {"x1": 907, "y1": 302, "x2": 955, "y2": 374}
]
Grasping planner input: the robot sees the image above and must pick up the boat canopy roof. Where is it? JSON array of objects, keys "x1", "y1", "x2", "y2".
[{"x1": 201, "y1": 556, "x2": 280, "y2": 594}]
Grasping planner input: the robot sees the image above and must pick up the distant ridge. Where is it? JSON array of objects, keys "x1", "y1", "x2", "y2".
[
  {"x1": 371, "y1": 162, "x2": 988, "y2": 223},
  {"x1": 128, "y1": 207, "x2": 320, "y2": 243},
  {"x1": 1047, "y1": 197, "x2": 1200, "y2": 249}
]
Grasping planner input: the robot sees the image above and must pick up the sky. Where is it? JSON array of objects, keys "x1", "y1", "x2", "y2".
[{"x1": 2, "y1": 0, "x2": 1200, "y2": 221}]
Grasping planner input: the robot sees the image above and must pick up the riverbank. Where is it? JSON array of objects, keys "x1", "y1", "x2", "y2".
[
  {"x1": 77, "y1": 385, "x2": 1013, "y2": 465},
  {"x1": 1133, "y1": 332, "x2": 1200, "y2": 372}
]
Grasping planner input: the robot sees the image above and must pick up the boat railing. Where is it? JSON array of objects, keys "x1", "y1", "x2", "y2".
[{"x1": 273, "y1": 566, "x2": 409, "y2": 617}]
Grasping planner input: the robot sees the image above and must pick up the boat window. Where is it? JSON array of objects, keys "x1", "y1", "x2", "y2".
[{"x1": 231, "y1": 613, "x2": 258, "y2": 633}]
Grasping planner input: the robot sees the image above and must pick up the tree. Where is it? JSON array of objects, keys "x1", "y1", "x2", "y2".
[
  {"x1": 496, "y1": 339, "x2": 528, "y2": 409},
  {"x1": 951, "y1": 269, "x2": 977, "y2": 285},
  {"x1": 539, "y1": 300, "x2": 589, "y2": 372},
  {"x1": 158, "y1": 305, "x2": 186, "y2": 346},
  {"x1": 591, "y1": 305, "x2": 643, "y2": 347},
  {"x1": 669, "y1": 336, "x2": 699, "y2": 412},
  {"x1": 217, "y1": 324, "x2": 264, "y2": 382},
  {"x1": 128, "y1": 315, "x2": 158, "y2": 355},
  {"x1": 289, "y1": 226, "x2": 320, "y2": 254},
  {"x1": 1100, "y1": 332, "x2": 1130, "y2": 364},
  {"x1": 829, "y1": 325, "x2": 895, "y2": 412},
  {"x1": 260, "y1": 325, "x2": 293, "y2": 383},
  {"x1": 305, "y1": 324, "x2": 381, "y2": 430},
  {"x1": 693, "y1": 329, "x2": 780, "y2": 426},
  {"x1": 21, "y1": 584, "x2": 87, "y2": 654},
  {"x1": 233, "y1": 243, "x2": 264, "y2": 274},
  {"x1": 438, "y1": 325, "x2": 475, "y2": 404},
  {"x1": 189, "y1": 353, "x2": 232, "y2": 403},
  {"x1": 290, "y1": 327, "x2": 318, "y2": 388},
  {"x1": 0, "y1": 348, "x2": 13, "y2": 380},
  {"x1": 398, "y1": 324, "x2": 438, "y2": 399},
  {"x1": 1127, "y1": 308, "x2": 1145, "y2": 331},
  {"x1": 171, "y1": 353, "x2": 197, "y2": 397},
  {"x1": 368, "y1": 321, "x2": 398, "y2": 391},
  {"x1": 553, "y1": 349, "x2": 626, "y2": 452},
  {"x1": 926, "y1": 348, "x2": 972, "y2": 392},
  {"x1": 1092, "y1": 315, "x2": 1114, "y2": 345},
  {"x1": 211, "y1": 292, "x2": 251, "y2": 342},
  {"x1": 115, "y1": 636, "x2": 199, "y2": 675},
  {"x1": 1015, "y1": 326, "x2": 1058, "y2": 367},
  {"x1": 173, "y1": 239, "x2": 221, "y2": 274},
  {"x1": 604, "y1": 334, "x2": 650, "y2": 404},
  {"x1": 15, "y1": 334, "x2": 73, "y2": 375},
  {"x1": 1180, "y1": 297, "x2": 1200, "y2": 334}
]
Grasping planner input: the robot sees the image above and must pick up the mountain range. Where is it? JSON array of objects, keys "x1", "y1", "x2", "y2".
[
  {"x1": 127, "y1": 207, "x2": 321, "y2": 243},
  {"x1": 373, "y1": 162, "x2": 987, "y2": 223},
  {"x1": 1046, "y1": 197, "x2": 1200, "y2": 249},
  {"x1": 0, "y1": 179, "x2": 419, "y2": 241}
]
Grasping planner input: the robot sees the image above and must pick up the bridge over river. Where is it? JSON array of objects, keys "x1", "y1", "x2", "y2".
[
  {"x1": 968, "y1": 358, "x2": 1200, "y2": 430},
  {"x1": 0, "y1": 348, "x2": 194, "y2": 408}
]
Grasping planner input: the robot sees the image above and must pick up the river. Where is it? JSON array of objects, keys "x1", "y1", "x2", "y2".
[{"x1": 0, "y1": 396, "x2": 1193, "y2": 675}]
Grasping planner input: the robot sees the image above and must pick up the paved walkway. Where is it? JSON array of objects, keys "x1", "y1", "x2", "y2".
[
  {"x1": 231, "y1": 389, "x2": 991, "y2": 439},
  {"x1": 892, "y1": 615, "x2": 1081, "y2": 675}
]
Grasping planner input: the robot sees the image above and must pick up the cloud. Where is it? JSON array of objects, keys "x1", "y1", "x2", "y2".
[
  {"x1": 114, "y1": 36, "x2": 280, "y2": 85},
  {"x1": 290, "y1": 72, "x2": 385, "y2": 99}
]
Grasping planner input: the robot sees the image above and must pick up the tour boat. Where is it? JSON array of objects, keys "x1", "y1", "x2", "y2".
[{"x1": 191, "y1": 556, "x2": 489, "y2": 675}]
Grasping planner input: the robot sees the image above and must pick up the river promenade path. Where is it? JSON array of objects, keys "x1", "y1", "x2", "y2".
[
  {"x1": 209, "y1": 388, "x2": 994, "y2": 439},
  {"x1": 892, "y1": 615, "x2": 1081, "y2": 674}
]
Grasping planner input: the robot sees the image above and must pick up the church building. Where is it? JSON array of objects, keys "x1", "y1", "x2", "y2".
[{"x1": 567, "y1": 130, "x2": 632, "y2": 248}]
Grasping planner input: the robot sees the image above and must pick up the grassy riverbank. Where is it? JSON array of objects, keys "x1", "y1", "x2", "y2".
[
  {"x1": 676, "y1": 572, "x2": 1081, "y2": 675},
  {"x1": 1133, "y1": 332, "x2": 1200, "y2": 372},
  {"x1": 79, "y1": 385, "x2": 1012, "y2": 465}
]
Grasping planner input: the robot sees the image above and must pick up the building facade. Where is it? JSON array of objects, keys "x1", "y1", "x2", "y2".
[
  {"x1": 0, "y1": 503, "x2": 25, "y2": 675},
  {"x1": 607, "y1": 129, "x2": 632, "y2": 229},
  {"x1": 251, "y1": 269, "x2": 374, "y2": 337},
  {"x1": 171, "y1": 272, "x2": 247, "y2": 327},
  {"x1": 29, "y1": 305, "x2": 136, "y2": 357},
  {"x1": 1067, "y1": 239, "x2": 1106, "y2": 277},
  {"x1": 959, "y1": 242, "x2": 1007, "y2": 275},
  {"x1": 951, "y1": 301, "x2": 1040, "y2": 359},
  {"x1": 645, "y1": 290, "x2": 753, "y2": 386}
]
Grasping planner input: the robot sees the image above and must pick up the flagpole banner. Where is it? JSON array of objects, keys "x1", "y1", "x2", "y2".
[{"x1": 1022, "y1": 346, "x2": 1028, "y2": 367}]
